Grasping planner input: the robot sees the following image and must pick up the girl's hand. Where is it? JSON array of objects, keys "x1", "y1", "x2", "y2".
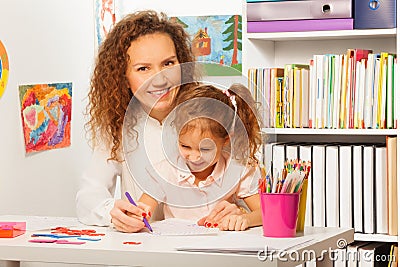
[
  {"x1": 219, "y1": 214, "x2": 250, "y2": 231},
  {"x1": 197, "y1": 200, "x2": 243, "y2": 228},
  {"x1": 110, "y1": 199, "x2": 151, "y2": 233}
]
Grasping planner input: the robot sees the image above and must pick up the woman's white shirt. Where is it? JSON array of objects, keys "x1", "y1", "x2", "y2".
[{"x1": 75, "y1": 109, "x2": 165, "y2": 226}]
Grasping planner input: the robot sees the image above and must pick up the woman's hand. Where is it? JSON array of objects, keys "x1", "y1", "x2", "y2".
[
  {"x1": 197, "y1": 200, "x2": 243, "y2": 228},
  {"x1": 110, "y1": 199, "x2": 151, "y2": 233}
]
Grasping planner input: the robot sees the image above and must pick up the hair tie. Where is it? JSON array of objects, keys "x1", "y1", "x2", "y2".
[{"x1": 222, "y1": 89, "x2": 237, "y2": 133}]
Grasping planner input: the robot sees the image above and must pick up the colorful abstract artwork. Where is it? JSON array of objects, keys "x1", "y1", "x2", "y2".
[
  {"x1": 94, "y1": 0, "x2": 116, "y2": 47},
  {"x1": 171, "y1": 15, "x2": 242, "y2": 76},
  {"x1": 0, "y1": 40, "x2": 9, "y2": 99},
  {"x1": 19, "y1": 83, "x2": 72, "y2": 153}
]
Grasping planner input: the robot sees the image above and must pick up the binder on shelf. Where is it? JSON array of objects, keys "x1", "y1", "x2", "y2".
[
  {"x1": 272, "y1": 143, "x2": 286, "y2": 174},
  {"x1": 299, "y1": 145, "x2": 313, "y2": 227},
  {"x1": 333, "y1": 248, "x2": 347, "y2": 267},
  {"x1": 325, "y1": 145, "x2": 339, "y2": 227},
  {"x1": 359, "y1": 242, "x2": 392, "y2": 267},
  {"x1": 387, "y1": 136, "x2": 398, "y2": 236},
  {"x1": 285, "y1": 143, "x2": 299, "y2": 161},
  {"x1": 247, "y1": 18, "x2": 353, "y2": 33},
  {"x1": 362, "y1": 145, "x2": 375, "y2": 234},
  {"x1": 388, "y1": 244, "x2": 398, "y2": 267},
  {"x1": 348, "y1": 241, "x2": 371, "y2": 267},
  {"x1": 375, "y1": 145, "x2": 388, "y2": 234},
  {"x1": 354, "y1": 0, "x2": 397, "y2": 29},
  {"x1": 353, "y1": 145, "x2": 364, "y2": 233},
  {"x1": 312, "y1": 145, "x2": 325, "y2": 227},
  {"x1": 339, "y1": 145, "x2": 353, "y2": 228},
  {"x1": 247, "y1": 0, "x2": 352, "y2": 22}
]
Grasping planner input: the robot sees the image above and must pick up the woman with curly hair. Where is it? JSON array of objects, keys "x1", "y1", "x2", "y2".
[{"x1": 76, "y1": 10, "x2": 242, "y2": 233}]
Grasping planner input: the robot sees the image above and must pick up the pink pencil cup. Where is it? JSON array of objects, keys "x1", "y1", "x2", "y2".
[{"x1": 260, "y1": 192, "x2": 300, "y2": 237}]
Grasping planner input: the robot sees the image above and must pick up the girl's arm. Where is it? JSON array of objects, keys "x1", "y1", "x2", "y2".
[
  {"x1": 219, "y1": 193, "x2": 262, "y2": 231},
  {"x1": 242, "y1": 193, "x2": 262, "y2": 227},
  {"x1": 138, "y1": 193, "x2": 159, "y2": 217}
]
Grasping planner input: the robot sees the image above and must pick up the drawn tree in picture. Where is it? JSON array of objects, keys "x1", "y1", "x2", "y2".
[
  {"x1": 171, "y1": 17, "x2": 188, "y2": 28},
  {"x1": 222, "y1": 15, "x2": 242, "y2": 66}
]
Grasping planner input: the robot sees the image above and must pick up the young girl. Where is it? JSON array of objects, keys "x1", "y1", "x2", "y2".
[
  {"x1": 135, "y1": 83, "x2": 263, "y2": 231},
  {"x1": 76, "y1": 10, "x2": 242, "y2": 233}
]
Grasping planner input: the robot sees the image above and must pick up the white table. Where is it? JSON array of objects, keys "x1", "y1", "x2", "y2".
[{"x1": 0, "y1": 215, "x2": 354, "y2": 267}]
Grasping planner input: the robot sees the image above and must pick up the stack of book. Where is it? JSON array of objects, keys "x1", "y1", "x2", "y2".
[
  {"x1": 248, "y1": 49, "x2": 398, "y2": 129},
  {"x1": 246, "y1": 0, "x2": 353, "y2": 33}
]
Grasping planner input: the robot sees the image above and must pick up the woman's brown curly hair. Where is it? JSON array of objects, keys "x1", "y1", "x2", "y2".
[
  {"x1": 86, "y1": 10, "x2": 195, "y2": 161},
  {"x1": 173, "y1": 83, "x2": 262, "y2": 164}
]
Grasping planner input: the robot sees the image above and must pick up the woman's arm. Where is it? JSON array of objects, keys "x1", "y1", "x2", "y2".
[
  {"x1": 76, "y1": 146, "x2": 120, "y2": 226},
  {"x1": 110, "y1": 193, "x2": 157, "y2": 233}
]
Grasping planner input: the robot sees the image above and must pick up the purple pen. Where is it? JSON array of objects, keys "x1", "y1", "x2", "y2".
[{"x1": 124, "y1": 192, "x2": 153, "y2": 233}]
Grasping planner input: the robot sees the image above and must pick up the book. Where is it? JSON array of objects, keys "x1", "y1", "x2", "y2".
[
  {"x1": 378, "y1": 52, "x2": 388, "y2": 129},
  {"x1": 301, "y1": 68, "x2": 310, "y2": 128},
  {"x1": 275, "y1": 77, "x2": 284, "y2": 128},
  {"x1": 314, "y1": 55, "x2": 325, "y2": 129},
  {"x1": 339, "y1": 53, "x2": 349, "y2": 128},
  {"x1": 270, "y1": 68, "x2": 284, "y2": 128},
  {"x1": 347, "y1": 48, "x2": 373, "y2": 129},
  {"x1": 247, "y1": 18, "x2": 353, "y2": 33},
  {"x1": 309, "y1": 59, "x2": 316, "y2": 128},
  {"x1": 364, "y1": 53, "x2": 376, "y2": 128},
  {"x1": 387, "y1": 54, "x2": 395, "y2": 129}
]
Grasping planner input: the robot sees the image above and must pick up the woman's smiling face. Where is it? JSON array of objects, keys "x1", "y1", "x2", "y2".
[{"x1": 125, "y1": 32, "x2": 181, "y2": 120}]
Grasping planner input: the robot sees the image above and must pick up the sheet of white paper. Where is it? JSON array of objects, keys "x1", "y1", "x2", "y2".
[
  {"x1": 149, "y1": 218, "x2": 219, "y2": 236},
  {"x1": 176, "y1": 231, "x2": 315, "y2": 254}
]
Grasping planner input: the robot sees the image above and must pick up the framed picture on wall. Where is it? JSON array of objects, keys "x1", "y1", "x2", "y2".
[{"x1": 94, "y1": 0, "x2": 242, "y2": 76}]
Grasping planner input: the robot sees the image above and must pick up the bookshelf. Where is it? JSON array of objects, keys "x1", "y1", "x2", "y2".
[
  {"x1": 243, "y1": 0, "x2": 399, "y2": 244},
  {"x1": 247, "y1": 28, "x2": 396, "y2": 41}
]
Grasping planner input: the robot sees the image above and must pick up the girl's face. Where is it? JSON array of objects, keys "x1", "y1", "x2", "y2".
[
  {"x1": 178, "y1": 126, "x2": 228, "y2": 176},
  {"x1": 126, "y1": 32, "x2": 181, "y2": 121}
]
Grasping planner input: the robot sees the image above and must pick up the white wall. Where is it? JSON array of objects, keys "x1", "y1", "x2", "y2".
[
  {"x1": 0, "y1": 0, "x2": 243, "y2": 217},
  {"x1": 0, "y1": 0, "x2": 95, "y2": 217}
]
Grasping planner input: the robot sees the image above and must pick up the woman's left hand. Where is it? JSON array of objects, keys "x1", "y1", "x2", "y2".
[{"x1": 197, "y1": 200, "x2": 242, "y2": 228}]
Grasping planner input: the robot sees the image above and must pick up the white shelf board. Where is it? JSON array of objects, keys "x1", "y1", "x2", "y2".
[
  {"x1": 247, "y1": 28, "x2": 396, "y2": 41},
  {"x1": 355, "y1": 233, "x2": 398, "y2": 243},
  {"x1": 261, "y1": 128, "x2": 398, "y2": 136}
]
